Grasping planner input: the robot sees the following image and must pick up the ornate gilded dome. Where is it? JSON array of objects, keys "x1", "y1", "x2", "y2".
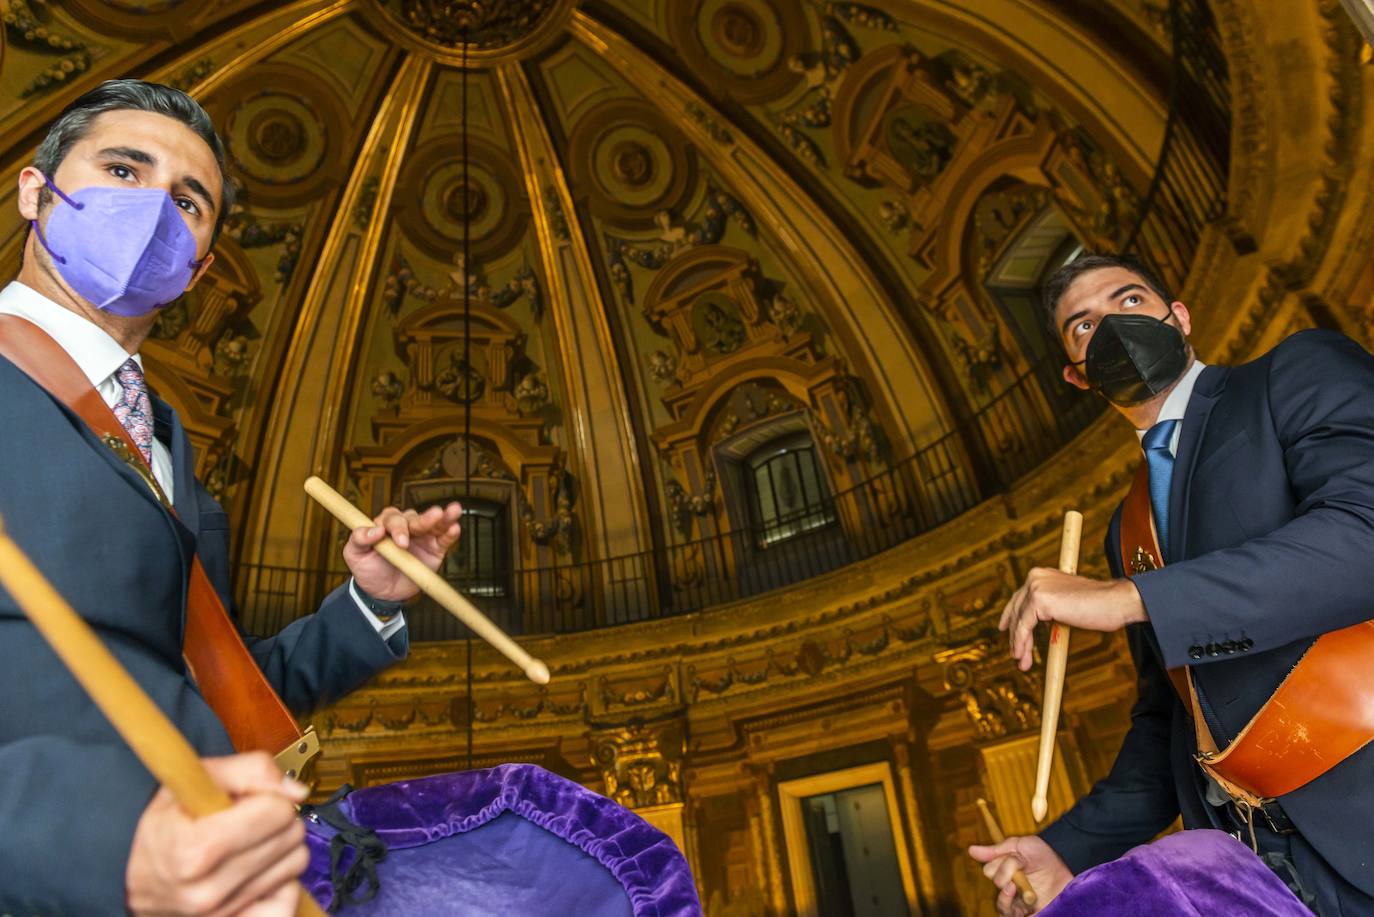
[
  {"x1": 2, "y1": 1, "x2": 1372, "y2": 912},
  {"x1": 0, "y1": 0, "x2": 1175, "y2": 590}
]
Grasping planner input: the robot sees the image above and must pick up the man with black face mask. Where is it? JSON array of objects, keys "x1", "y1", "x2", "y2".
[{"x1": 967, "y1": 254, "x2": 1374, "y2": 916}]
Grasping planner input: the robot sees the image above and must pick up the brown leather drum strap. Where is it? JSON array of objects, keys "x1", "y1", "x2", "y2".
[
  {"x1": 0, "y1": 314, "x2": 302, "y2": 756},
  {"x1": 1120, "y1": 458, "x2": 1374, "y2": 800}
]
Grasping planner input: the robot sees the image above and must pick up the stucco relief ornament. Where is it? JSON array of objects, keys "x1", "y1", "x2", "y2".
[
  {"x1": 214, "y1": 332, "x2": 251, "y2": 378},
  {"x1": 767, "y1": 293, "x2": 802, "y2": 341},
  {"x1": 370, "y1": 370, "x2": 406, "y2": 411},
  {"x1": 647, "y1": 349, "x2": 678, "y2": 385},
  {"x1": 513, "y1": 372, "x2": 549, "y2": 415},
  {"x1": 378, "y1": 0, "x2": 562, "y2": 50},
  {"x1": 878, "y1": 199, "x2": 909, "y2": 233}
]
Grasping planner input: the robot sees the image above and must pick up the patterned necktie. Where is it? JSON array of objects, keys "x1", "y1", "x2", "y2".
[
  {"x1": 1142, "y1": 419, "x2": 1179, "y2": 560},
  {"x1": 112, "y1": 357, "x2": 154, "y2": 465}
]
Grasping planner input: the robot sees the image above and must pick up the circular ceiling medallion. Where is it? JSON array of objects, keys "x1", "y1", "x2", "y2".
[
  {"x1": 423, "y1": 161, "x2": 506, "y2": 241},
  {"x1": 699, "y1": 0, "x2": 779, "y2": 73},
  {"x1": 591, "y1": 126, "x2": 674, "y2": 208},
  {"x1": 365, "y1": 0, "x2": 575, "y2": 63},
  {"x1": 669, "y1": 0, "x2": 806, "y2": 105},
  {"x1": 58, "y1": 0, "x2": 194, "y2": 37},
  {"x1": 205, "y1": 63, "x2": 349, "y2": 207},
  {"x1": 567, "y1": 100, "x2": 696, "y2": 231},
  {"x1": 225, "y1": 91, "x2": 327, "y2": 185},
  {"x1": 99, "y1": 0, "x2": 185, "y2": 9},
  {"x1": 396, "y1": 137, "x2": 529, "y2": 261},
  {"x1": 711, "y1": 4, "x2": 765, "y2": 58}
]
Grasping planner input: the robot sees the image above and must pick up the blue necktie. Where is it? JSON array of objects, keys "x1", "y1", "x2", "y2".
[
  {"x1": 1142, "y1": 419, "x2": 1179, "y2": 560},
  {"x1": 1143, "y1": 418, "x2": 1224, "y2": 737}
]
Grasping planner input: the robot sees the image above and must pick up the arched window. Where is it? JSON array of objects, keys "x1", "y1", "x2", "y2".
[
  {"x1": 745, "y1": 434, "x2": 836, "y2": 547},
  {"x1": 983, "y1": 205, "x2": 1083, "y2": 363},
  {"x1": 440, "y1": 498, "x2": 511, "y2": 598}
]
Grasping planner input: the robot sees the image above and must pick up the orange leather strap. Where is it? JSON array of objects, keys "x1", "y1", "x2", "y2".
[
  {"x1": 0, "y1": 314, "x2": 302, "y2": 756},
  {"x1": 1120, "y1": 460, "x2": 1374, "y2": 800}
]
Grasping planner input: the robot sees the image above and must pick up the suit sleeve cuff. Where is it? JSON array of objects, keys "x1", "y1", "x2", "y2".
[{"x1": 348, "y1": 579, "x2": 407, "y2": 641}]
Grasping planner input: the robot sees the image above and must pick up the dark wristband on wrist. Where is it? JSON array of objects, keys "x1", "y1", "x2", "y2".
[{"x1": 355, "y1": 580, "x2": 406, "y2": 622}]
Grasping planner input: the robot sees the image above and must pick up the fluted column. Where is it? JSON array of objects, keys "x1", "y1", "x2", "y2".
[
  {"x1": 891, "y1": 735, "x2": 940, "y2": 909},
  {"x1": 748, "y1": 764, "x2": 788, "y2": 916},
  {"x1": 978, "y1": 731, "x2": 1078, "y2": 838}
]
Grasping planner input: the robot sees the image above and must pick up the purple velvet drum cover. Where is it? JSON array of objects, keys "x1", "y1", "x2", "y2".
[
  {"x1": 1041, "y1": 829, "x2": 1310, "y2": 916},
  {"x1": 302, "y1": 763, "x2": 702, "y2": 915}
]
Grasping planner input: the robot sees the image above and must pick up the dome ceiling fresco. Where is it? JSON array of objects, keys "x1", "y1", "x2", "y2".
[{"x1": 0, "y1": 0, "x2": 1171, "y2": 579}]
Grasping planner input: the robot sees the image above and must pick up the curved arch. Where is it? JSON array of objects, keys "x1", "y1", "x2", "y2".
[
  {"x1": 920, "y1": 131, "x2": 1060, "y2": 298},
  {"x1": 652, "y1": 354, "x2": 840, "y2": 450},
  {"x1": 641, "y1": 244, "x2": 753, "y2": 313},
  {"x1": 350, "y1": 413, "x2": 560, "y2": 484}
]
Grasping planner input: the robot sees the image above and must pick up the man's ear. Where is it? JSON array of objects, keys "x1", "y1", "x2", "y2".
[
  {"x1": 184, "y1": 251, "x2": 215, "y2": 292},
  {"x1": 1169, "y1": 300, "x2": 1192, "y2": 337},
  {"x1": 17, "y1": 167, "x2": 45, "y2": 221},
  {"x1": 1062, "y1": 363, "x2": 1090, "y2": 391}
]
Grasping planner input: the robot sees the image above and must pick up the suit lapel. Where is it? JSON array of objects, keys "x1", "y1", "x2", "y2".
[
  {"x1": 1168, "y1": 365, "x2": 1230, "y2": 563},
  {"x1": 153, "y1": 396, "x2": 200, "y2": 538}
]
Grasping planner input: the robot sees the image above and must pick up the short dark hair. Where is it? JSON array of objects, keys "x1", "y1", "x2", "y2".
[
  {"x1": 33, "y1": 79, "x2": 234, "y2": 246},
  {"x1": 1040, "y1": 253, "x2": 1173, "y2": 349}
]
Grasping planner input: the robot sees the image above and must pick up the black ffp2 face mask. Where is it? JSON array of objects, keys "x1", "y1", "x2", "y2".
[{"x1": 1075, "y1": 311, "x2": 1189, "y2": 406}]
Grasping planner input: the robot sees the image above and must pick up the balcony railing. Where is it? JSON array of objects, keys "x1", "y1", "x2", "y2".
[
  {"x1": 236, "y1": 356, "x2": 1108, "y2": 640},
  {"x1": 234, "y1": 0, "x2": 1229, "y2": 642}
]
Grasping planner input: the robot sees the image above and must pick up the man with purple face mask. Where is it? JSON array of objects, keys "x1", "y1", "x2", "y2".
[{"x1": 0, "y1": 81, "x2": 464, "y2": 914}]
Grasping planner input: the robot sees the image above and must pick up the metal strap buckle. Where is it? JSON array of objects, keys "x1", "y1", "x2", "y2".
[
  {"x1": 274, "y1": 725, "x2": 321, "y2": 782},
  {"x1": 1233, "y1": 799, "x2": 1259, "y2": 853}
]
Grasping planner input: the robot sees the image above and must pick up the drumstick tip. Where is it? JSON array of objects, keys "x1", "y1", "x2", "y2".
[
  {"x1": 526, "y1": 660, "x2": 551, "y2": 685},
  {"x1": 1031, "y1": 795, "x2": 1048, "y2": 823}
]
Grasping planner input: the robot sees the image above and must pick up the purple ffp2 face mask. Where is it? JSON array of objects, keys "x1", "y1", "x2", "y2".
[{"x1": 30, "y1": 174, "x2": 202, "y2": 317}]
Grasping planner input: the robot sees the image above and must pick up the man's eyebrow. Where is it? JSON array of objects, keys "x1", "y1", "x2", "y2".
[
  {"x1": 96, "y1": 146, "x2": 156, "y2": 166},
  {"x1": 180, "y1": 175, "x2": 216, "y2": 215},
  {"x1": 1060, "y1": 308, "x2": 1089, "y2": 337},
  {"x1": 1111, "y1": 283, "x2": 1146, "y2": 300}
]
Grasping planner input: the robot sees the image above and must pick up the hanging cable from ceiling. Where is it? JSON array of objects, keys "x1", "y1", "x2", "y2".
[{"x1": 461, "y1": 23, "x2": 474, "y2": 773}]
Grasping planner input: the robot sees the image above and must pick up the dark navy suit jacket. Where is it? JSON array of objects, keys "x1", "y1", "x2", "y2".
[
  {"x1": 0, "y1": 355, "x2": 407, "y2": 912},
  {"x1": 1041, "y1": 329, "x2": 1374, "y2": 900}
]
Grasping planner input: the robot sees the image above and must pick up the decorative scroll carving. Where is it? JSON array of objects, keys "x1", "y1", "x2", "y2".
[
  {"x1": 373, "y1": 0, "x2": 562, "y2": 50},
  {"x1": 605, "y1": 185, "x2": 755, "y2": 304},
  {"x1": 382, "y1": 253, "x2": 541, "y2": 318},
  {"x1": 590, "y1": 717, "x2": 685, "y2": 809},
  {"x1": 665, "y1": 469, "x2": 716, "y2": 537},
  {"x1": 4, "y1": 2, "x2": 91, "y2": 97}
]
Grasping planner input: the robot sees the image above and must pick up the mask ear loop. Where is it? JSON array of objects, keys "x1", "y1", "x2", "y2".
[{"x1": 29, "y1": 174, "x2": 85, "y2": 266}]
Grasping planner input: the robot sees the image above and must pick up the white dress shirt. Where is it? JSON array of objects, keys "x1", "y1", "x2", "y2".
[
  {"x1": 0, "y1": 280, "x2": 404, "y2": 639},
  {"x1": 1134, "y1": 359, "x2": 1208, "y2": 457}
]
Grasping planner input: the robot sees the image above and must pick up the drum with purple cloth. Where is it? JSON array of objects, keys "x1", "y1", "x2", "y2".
[
  {"x1": 1041, "y1": 829, "x2": 1310, "y2": 916},
  {"x1": 301, "y1": 763, "x2": 702, "y2": 915}
]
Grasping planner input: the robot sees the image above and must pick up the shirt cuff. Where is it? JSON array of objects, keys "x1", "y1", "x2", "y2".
[{"x1": 348, "y1": 578, "x2": 407, "y2": 641}]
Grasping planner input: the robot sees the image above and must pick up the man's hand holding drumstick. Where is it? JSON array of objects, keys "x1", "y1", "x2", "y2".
[
  {"x1": 968, "y1": 515, "x2": 1151, "y2": 914},
  {"x1": 999, "y1": 570, "x2": 1149, "y2": 671},
  {"x1": 343, "y1": 502, "x2": 464, "y2": 601}
]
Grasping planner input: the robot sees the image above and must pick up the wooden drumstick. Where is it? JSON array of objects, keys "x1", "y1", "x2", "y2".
[
  {"x1": 1031, "y1": 510, "x2": 1082, "y2": 823},
  {"x1": 0, "y1": 518, "x2": 325, "y2": 917},
  {"x1": 304, "y1": 476, "x2": 551, "y2": 685},
  {"x1": 977, "y1": 798, "x2": 1037, "y2": 907}
]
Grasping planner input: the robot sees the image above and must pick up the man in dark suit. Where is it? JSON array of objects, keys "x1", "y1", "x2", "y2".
[
  {"x1": 0, "y1": 81, "x2": 463, "y2": 913},
  {"x1": 967, "y1": 254, "x2": 1374, "y2": 915}
]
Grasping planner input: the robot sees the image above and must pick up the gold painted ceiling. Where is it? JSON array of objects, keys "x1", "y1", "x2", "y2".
[{"x1": 0, "y1": 0, "x2": 1174, "y2": 581}]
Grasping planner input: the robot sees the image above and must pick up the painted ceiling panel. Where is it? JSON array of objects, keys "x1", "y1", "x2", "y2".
[{"x1": 0, "y1": 0, "x2": 1170, "y2": 572}]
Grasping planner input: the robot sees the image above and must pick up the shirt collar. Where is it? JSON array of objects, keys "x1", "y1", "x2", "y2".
[
  {"x1": 0, "y1": 281, "x2": 140, "y2": 388},
  {"x1": 1135, "y1": 358, "x2": 1207, "y2": 442}
]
